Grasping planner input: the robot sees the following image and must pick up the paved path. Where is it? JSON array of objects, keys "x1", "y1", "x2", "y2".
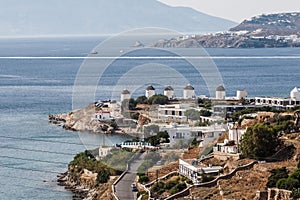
[{"x1": 115, "y1": 152, "x2": 147, "y2": 200}]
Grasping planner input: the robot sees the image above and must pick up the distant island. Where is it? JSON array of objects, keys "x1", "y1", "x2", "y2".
[{"x1": 150, "y1": 12, "x2": 300, "y2": 48}]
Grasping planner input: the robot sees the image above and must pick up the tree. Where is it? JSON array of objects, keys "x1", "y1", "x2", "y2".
[
  {"x1": 148, "y1": 94, "x2": 168, "y2": 105},
  {"x1": 276, "y1": 178, "x2": 299, "y2": 191},
  {"x1": 136, "y1": 96, "x2": 148, "y2": 104},
  {"x1": 121, "y1": 98, "x2": 137, "y2": 111},
  {"x1": 157, "y1": 131, "x2": 170, "y2": 143},
  {"x1": 267, "y1": 167, "x2": 289, "y2": 188},
  {"x1": 138, "y1": 175, "x2": 149, "y2": 183},
  {"x1": 240, "y1": 123, "x2": 281, "y2": 158},
  {"x1": 96, "y1": 169, "x2": 110, "y2": 183},
  {"x1": 185, "y1": 109, "x2": 201, "y2": 120},
  {"x1": 199, "y1": 109, "x2": 212, "y2": 117},
  {"x1": 290, "y1": 169, "x2": 300, "y2": 181}
]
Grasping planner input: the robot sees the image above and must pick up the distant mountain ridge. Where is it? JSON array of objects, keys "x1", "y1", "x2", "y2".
[
  {"x1": 150, "y1": 12, "x2": 300, "y2": 48},
  {"x1": 0, "y1": 0, "x2": 236, "y2": 36}
]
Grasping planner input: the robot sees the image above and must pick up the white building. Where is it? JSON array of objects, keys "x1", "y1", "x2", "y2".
[
  {"x1": 179, "y1": 159, "x2": 223, "y2": 184},
  {"x1": 254, "y1": 87, "x2": 300, "y2": 109},
  {"x1": 157, "y1": 104, "x2": 189, "y2": 122},
  {"x1": 236, "y1": 90, "x2": 248, "y2": 99},
  {"x1": 228, "y1": 124, "x2": 246, "y2": 144},
  {"x1": 121, "y1": 89, "x2": 131, "y2": 102},
  {"x1": 214, "y1": 124, "x2": 246, "y2": 154},
  {"x1": 94, "y1": 111, "x2": 112, "y2": 121},
  {"x1": 164, "y1": 86, "x2": 174, "y2": 100},
  {"x1": 183, "y1": 84, "x2": 195, "y2": 99},
  {"x1": 291, "y1": 87, "x2": 300, "y2": 101},
  {"x1": 145, "y1": 85, "x2": 155, "y2": 98},
  {"x1": 216, "y1": 85, "x2": 226, "y2": 99},
  {"x1": 98, "y1": 146, "x2": 114, "y2": 158},
  {"x1": 255, "y1": 97, "x2": 299, "y2": 109},
  {"x1": 160, "y1": 123, "x2": 226, "y2": 146}
]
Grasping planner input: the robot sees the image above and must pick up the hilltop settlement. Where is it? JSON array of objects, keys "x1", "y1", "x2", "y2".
[
  {"x1": 149, "y1": 12, "x2": 300, "y2": 48},
  {"x1": 52, "y1": 84, "x2": 300, "y2": 200}
]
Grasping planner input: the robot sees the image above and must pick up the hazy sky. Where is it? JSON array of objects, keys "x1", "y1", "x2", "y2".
[{"x1": 158, "y1": 0, "x2": 300, "y2": 22}]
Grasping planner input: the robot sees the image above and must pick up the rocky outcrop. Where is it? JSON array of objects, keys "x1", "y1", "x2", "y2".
[
  {"x1": 57, "y1": 170, "x2": 115, "y2": 200},
  {"x1": 149, "y1": 38, "x2": 201, "y2": 48},
  {"x1": 49, "y1": 103, "x2": 116, "y2": 133},
  {"x1": 58, "y1": 172, "x2": 91, "y2": 200}
]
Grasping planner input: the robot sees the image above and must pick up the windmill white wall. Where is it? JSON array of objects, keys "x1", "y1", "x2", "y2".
[
  {"x1": 183, "y1": 84, "x2": 195, "y2": 99},
  {"x1": 216, "y1": 85, "x2": 226, "y2": 99},
  {"x1": 121, "y1": 89, "x2": 131, "y2": 102},
  {"x1": 236, "y1": 90, "x2": 247, "y2": 99},
  {"x1": 164, "y1": 86, "x2": 174, "y2": 99},
  {"x1": 146, "y1": 85, "x2": 155, "y2": 98}
]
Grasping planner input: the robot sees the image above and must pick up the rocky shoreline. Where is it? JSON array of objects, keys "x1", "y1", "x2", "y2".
[
  {"x1": 49, "y1": 103, "x2": 118, "y2": 133},
  {"x1": 57, "y1": 172, "x2": 90, "y2": 200}
]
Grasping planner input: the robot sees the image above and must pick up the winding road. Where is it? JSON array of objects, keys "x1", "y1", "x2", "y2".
[{"x1": 115, "y1": 152, "x2": 147, "y2": 200}]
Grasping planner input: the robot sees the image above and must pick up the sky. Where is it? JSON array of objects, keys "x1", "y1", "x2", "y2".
[{"x1": 158, "y1": 0, "x2": 300, "y2": 22}]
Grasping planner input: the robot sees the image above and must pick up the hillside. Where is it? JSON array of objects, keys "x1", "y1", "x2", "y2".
[
  {"x1": 0, "y1": 0, "x2": 236, "y2": 36},
  {"x1": 150, "y1": 12, "x2": 300, "y2": 48},
  {"x1": 230, "y1": 13, "x2": 300, "y2": 36}
]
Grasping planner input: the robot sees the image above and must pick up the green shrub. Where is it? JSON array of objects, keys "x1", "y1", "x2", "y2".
[
  {"x1": 276, "y1": 178, "x2": 299, "y2": 191},
  {"x1": 176, "y1": 182, "x2": 187, "y2": 191},
  {"x1": 137, "y1": 191, "x2": 147, "y2": 197},
  {"x1": 291, "y1": 188, "x2": 300, "y2": 198},
  {"x1": 165, "y1": 180, "x2": 177, "y2": 190},
  {"x1": 137, "y1": 172, "x2": 146, "y2": 177},
  {"x1": 267, "y1": 167, "x2": 289, "y2": 188},
  {"x1": 169, "y1": 187, "x2": 179, "y2": 195},
  {"x1": 138, "y1": 175, "x2": 150, "y2": 184},
  {"x1": 169, "y1": 183, "x2": 187, "y2": 195},
  {"x1": 96, "y1": 169, "x2": 110, "y2": 183},
  {"x1": 148, "y1": 94, "x2": 169, "y2": 105},
  {"x1": 150, "y1": 182, "x2": 165, "y2": 193}
]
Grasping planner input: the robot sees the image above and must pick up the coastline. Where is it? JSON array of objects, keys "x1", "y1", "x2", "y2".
[
  {"x1": 57, "y1": 172, "x2": 90, "y2": 200},
  {"x1": 57, "y1": 171, "x2": 117, "y2": 200}
]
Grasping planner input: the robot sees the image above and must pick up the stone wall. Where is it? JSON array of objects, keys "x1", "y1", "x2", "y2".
[{"x1": 254, "y1": 188, "x2": 292, "y2": 200}]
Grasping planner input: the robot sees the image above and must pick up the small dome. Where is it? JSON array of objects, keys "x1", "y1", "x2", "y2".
[
  {"x1": 164, "y1": 86, "x2": 174, "y2": 91},
  {"x1": 121, "y1": 89, "x2": 130, "y2": 94},
  {"x1": 146, "y1": 85, "x2": 155, "y2": 91},
  {"x1": 216, "y1": 85, "x2": 225, "y2": 92},
  {"x1": 184, "y1": 84, "x2": 194, "y2": 90}
]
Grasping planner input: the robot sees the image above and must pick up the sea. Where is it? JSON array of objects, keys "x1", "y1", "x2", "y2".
[{"x1": 0, "y1": 36, "x2": 299, "y2": 199}]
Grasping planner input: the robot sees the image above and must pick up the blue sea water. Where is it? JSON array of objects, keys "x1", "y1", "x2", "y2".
[{"x1": 0, "y1": 37, "x2": 299, "y2": 199}]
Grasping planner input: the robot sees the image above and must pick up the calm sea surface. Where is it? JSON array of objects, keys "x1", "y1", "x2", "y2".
[{"x1": 0, "y1": 37, "x2": 299, "y2": 199}]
